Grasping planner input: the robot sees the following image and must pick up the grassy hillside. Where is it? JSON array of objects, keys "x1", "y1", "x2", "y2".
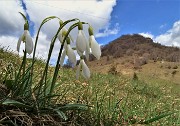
[
  {"x1": 100, "y1": 34, "x2": 180, "y2": 62},
  {"x1": 88, "y1": 34, "x2": 180, "y2": 85},
  {"x1": 0, "y1": 46, "x2": 180, "y2": 125}
]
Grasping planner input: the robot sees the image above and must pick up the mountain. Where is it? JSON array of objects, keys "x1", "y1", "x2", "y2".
[
  {"x1": 101, "y1": 34, "x2": 180, "y2": 62},
  {"x1": 88, "y1": 34, "x2": 180, "y2": 84}
]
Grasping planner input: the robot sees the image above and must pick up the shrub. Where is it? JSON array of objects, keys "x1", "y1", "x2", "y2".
[
  {"x1": 172, "y1": 65, "x2": 178, "y2": 69},
  {"x1": 133, "y1": 72, "x2": 138, "y2": 81},
  {"x1": 172, "y1": 70, "x2": 178, "y2": 77},
  {"x1": 108, "y1": 64, "x2": 118, "y2": 75}
]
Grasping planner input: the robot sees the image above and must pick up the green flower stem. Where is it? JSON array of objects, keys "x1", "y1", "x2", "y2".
[
  {"x1": 31, "y1": 16, "x2": 58, "y2": 76},
  {"x1": 19, "y1": 12, "x2": 28, "y2": 23},
  {"x1": 34, "y1": 19, "x2": 79, "y2": 107},
  {"x1": 49, "y1": 22, "x2": 88, "y2": 101},
  {"x1": 13, "y1": 50, "x2": 27, "y2": 97},
  {"x1": 22, "y1": 50, "x2": 27, "y2": 77},
  {"x1": 13, "y1": 12, "x2": 28, "y2": 93},
  {"x1": 27, "y1": 16, "x2": 59, "y2": 110}
]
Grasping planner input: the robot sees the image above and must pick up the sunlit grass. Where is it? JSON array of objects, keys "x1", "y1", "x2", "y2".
[
  {"x1": 55, "y1": 68, "x2": 180, "y2": 125},
  {"x1": 0, "y1": 47, "x2": 179, "y2": 125}
]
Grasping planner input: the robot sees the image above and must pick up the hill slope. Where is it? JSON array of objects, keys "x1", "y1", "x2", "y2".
[
  {"x1": 88, "y1": 34, "x2": 180, "y2": 84},
  {"x1": 101, "y1": 34, "x2": 180, "y2": 62},
  {"x1": 0, "y1": 42, "x2": 180, "y2": 125}
]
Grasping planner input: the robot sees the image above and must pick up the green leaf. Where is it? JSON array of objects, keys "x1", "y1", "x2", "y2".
[
  {"x1": 42, "y1": 16, "x2": 58, "y2": 25},
  {"x1": 0, "y1": 120, "x2": 18, "y2": 126},
  {"x1": 54, "y1": 109, "x2": 68, "y2": 121},
  {"x1": 58, "y1": 104, "x2": 89, "y2": 111},
  {"x1": 19, "y1": 12, "x2": 27, "y2": 22},
  {"x1": 2, "y1": 99, "x2": 31, "y2": 109},
  {"x1": 141, "y1": 111, "x2": 176, "y2": 124},
  {"x1": 4, "y1": 79, "x2": 14, "y2": 89}
]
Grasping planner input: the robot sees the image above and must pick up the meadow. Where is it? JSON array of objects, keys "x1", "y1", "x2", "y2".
[
  {"x1": 0, "y1": 46, "x2": 179, "y2": 126},
  {"x1": 0, "y1": 13, "x2": 179, "y2": 126}
]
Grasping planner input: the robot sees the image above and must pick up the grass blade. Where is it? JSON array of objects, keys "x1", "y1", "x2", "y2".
[
  {"x1": 140, "y1": 111, "x2": 176, "y2": 124},
  {"x1": 54, "y1": 109, "x2": 68, "y2": 121},
  {"x1": 58, "y1": 104, "x2": 89, "y2": 111},
  {"x1": 2, "y1": 99, "x2": 31, "y2": 109}
]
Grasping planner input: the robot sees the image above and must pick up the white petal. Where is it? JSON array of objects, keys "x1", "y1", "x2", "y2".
[
  {"x1": 57, "y1": 31, "x2": 63, "y2": 43},
  {"x1": 25, "y1": 31, "x2": 33, "y2": 54},
  {"x1": 17, "y1": 35, "x2": 22, "y2": 52},
  {"x1": 85, "y1": 41, "x2": 90, "y2": 61},
  {"x1": 81, "y1": 60, "x2": 90, "y2": 79},
  {"x1": 67, "y1": 45, "x2": 76, "y2": 65},
  {"x1": 63, "y1": 42, "x2": 67, "y2": 49},
  {"x1": 58, "y1": 27, "x2": 73, "y2": 44},
  {"x1": 60, "y1": 41, "x2": 68, "y2": 50},
  {"x1": 69, "y1": 34, "x2": 74, "y2": 43},
  {"x1": 76, "y1": 49, "x2": 83, "y2": 56},
  {"x1": 76, "y1": 30, "x2": 87, "y2": 53},
  {"x1": 76, "y1": 64, "x2": 81, "y2": 79},
  {"x1": 60, "y1": 50, "x2": 66, "y2": 66},
  {"x1": 90, "y1": 35, "x2": 101, "y2": 60}
]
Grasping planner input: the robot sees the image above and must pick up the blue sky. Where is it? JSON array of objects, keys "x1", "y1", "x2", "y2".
[
  {"x1": 97, "y1": 0, "x2": 180, "y2": 45},
  {"x1": 0, "y1": 0, "x2": 180, "y2": 63}
]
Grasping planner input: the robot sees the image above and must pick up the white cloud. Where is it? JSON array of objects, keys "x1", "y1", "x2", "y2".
[
  {"x1": 24, "y1": 0, "x2": 117, "y2": 39},
  {"x1": 139, "y1": 32, "x2": 154, "y2": 39},
  {"x1": 0, "y1": 0, "x2": 25, "y2": 37},
  {"x1": 159, "y1": 23, "x2": 166, "y2": 29},
  {"x1": 95, "y1": 23, "x2": 119, "y2": 38},
  {"x1": 138, "y1": 21, "x2": 180, "y2": 47},
  {"x1": 0, "y1": 36, "x2": 18, "y2": 53},
  {"x1": 0, "y1": 0, "x2": 117, "y2": 63},
  {"x1": 0, "y1": 32, "x2": 61, "y2": 62},
  {"x1": 155, "y1": 20, "x2": 180, "y2": 47}
]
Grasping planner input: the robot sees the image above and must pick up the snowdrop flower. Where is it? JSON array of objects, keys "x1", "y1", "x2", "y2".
[
  {"x1": 58, "y1": 20, "x2": 73, "y2": 47},
  {"x1": 85, "y1": 42, "x2": 90, "y2": 61},
  {"x1": 76, "y1": 22, "x2": 88, "y2": 55},
  {"x1": 76, "y1": 58, "x2": 90, "y2": 79},
  {"x1": 17, "y1": 23, "x2": 33, "y2": 54},
  {"x1": 60, "y1": 37, "x2": 76, "y2": 66},
  {"x1": 58, "y1": 27, "x2": 73, "y2": 45},
  {"x1": 88, "y1": 26, "x2": 101, "y2": 60}
]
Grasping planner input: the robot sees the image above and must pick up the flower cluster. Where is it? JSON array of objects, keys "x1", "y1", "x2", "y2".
[
  {"x1": 17, "y1": 23, "x2": 33, "y2": 54},
  {"x1": 58, "y1": 22, "x2": 101, "y2": 79},
  {"x1": 17, "y1": 20, "x2": 101, "y2": 80}
]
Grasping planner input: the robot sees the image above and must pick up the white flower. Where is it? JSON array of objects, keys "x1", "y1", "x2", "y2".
[
  {"x1": 58, "y1": 27, "x2": 73, "y2": 45},
  {"x1": 85, "y1": 42, "x2": 90, "y2": 61},
  {"x1": 60, "y1": 44, "x2": 76, "y2": 66},
  {"x1": 76, "y1": 30, "x2": 87, "y2": 54},
  {"x1": 17, "y1": 30, "x2": 33, "y2": 54},
  {"x1": 76, "y1": 59, "x2": 90, "y2": 79},
  {"x1": 89, "y1": 35, "x2": 101, "y2": 60}
]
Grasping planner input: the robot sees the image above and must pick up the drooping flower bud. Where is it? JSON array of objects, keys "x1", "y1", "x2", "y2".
[
  {"x1": 59, "y1": 20, "x2": 63, "y2": 27},
  {"x1": 78, "y1": 22, "x2": 83, "y2": 30},
  {"x1": 60, "y1": 38, "x2": 76, "y2": 67},
  {"x1": 66, "y1": 37, "x2": 71, "y2": 44},
  {"x1": 76, "y1": 57, "x2": 90, "y2": 79},
  {"x1": 88, "y1": 26, "x2": 94, "y2": 36},
  {"x1": 89, "y1": 35, "x2": 101, "y2": 60},
  {"x1": 24, "y1": 22, "x2": 29, "y2": 30},
  {"x1": 17, "y1": 22, "x2": 33, "y2": 54},
  {"x1": 76, "y1": 29, "x2": 87, "y2": 54}
]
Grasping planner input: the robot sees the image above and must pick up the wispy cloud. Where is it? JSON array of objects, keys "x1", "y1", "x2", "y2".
[
  {"x1": 159, "y1": 23, "x2": 167, "y2": 29},
  {"x1": 139, "y1": 32, "x2": 154, "y2": 39},
  {"x1": 139, "y1": 20, "x2": 180, "y2": 47},
  {"x1": 155, "y1": 20, "x2": 180, "y2": 47},
  {"x1": 0, "y1": 1, "x2": 25, "y2": 37},
  {"x1": 95, "y1": 23, "x2": 119, "y2": 38}
]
